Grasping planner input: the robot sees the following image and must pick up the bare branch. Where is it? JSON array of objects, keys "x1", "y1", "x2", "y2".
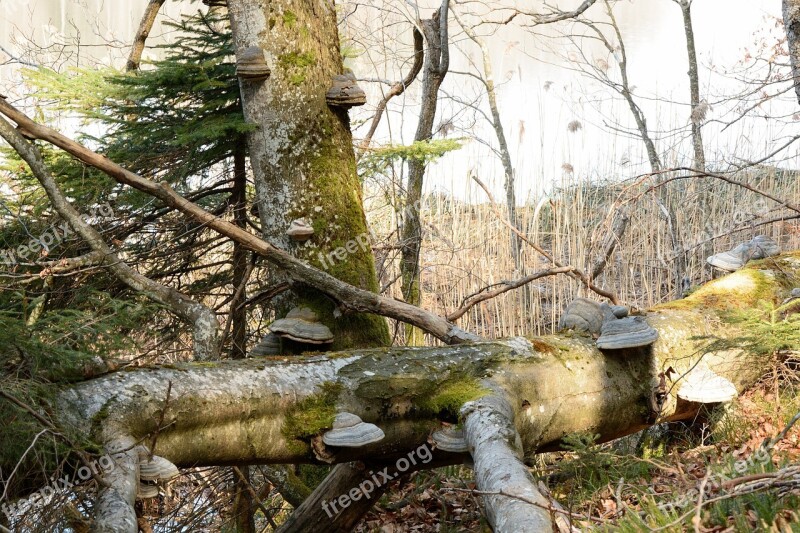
[
  {"x1": 0, "y1": 99, "x2": 481, "y2": 345},
  {"x1": 470, "y1": 174, "x2": 619, "y2": 303},
  {"x1": 447, "y1": 267, "x2": 574, "y2": 321},
  {"x1": 126, "y1": 0, "x2": 166, "y2": 71},
  {"x1": 358, "y1": 27, "x2": 424, "y2": 153}
]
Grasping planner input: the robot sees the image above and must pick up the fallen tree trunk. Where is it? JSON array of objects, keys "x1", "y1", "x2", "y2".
[{"x1": 46, "y1": 253, "x2": 799, "y2": 531}]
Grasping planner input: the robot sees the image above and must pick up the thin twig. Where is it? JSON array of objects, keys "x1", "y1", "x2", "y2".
[
  {"x1": 447, "y1": 266, "x2": 574, "y2": 320},
  {"x1": 471, "y1": 174, "x2": 619, "y2": 303},
  {"x1": 148, "y1": 381, "x2": 173, "y2": 456}
]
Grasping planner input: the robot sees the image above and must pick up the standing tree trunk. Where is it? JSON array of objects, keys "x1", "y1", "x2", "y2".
[
  {"x1": 675, "y1": 0, "x2": 711, "y2": 281},
  {"x1": 400, "y1": 2, "x2": 450, "y2": 345},
  {"x1": 224, "y1": 0, "x2": 390, "y2": 527},
  {"x1": 676, "y1": 0, "x2": 705, "y2": 172},
  {"x1": 230, "y1": 142, "x2": 256, "y2": 532},
  {"x1": 456, "y1": 12, "x2": 520, "y2": 269},
  {"x1": 784, "y1": 0, "x2": 800, "y2": 105},
  {"x1": 226, "y1": 0, "x2": 389, "y2": 351},
  {"x1": 587, "y1": 1, "x2": 685, "y2": 298}
]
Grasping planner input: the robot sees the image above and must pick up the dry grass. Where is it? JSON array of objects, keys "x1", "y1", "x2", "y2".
[{"x1": 365, "y1": 166, "x2": 800, "y2": 342}]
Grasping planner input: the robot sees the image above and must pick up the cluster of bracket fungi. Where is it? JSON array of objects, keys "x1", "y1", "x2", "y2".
[
  {"x1": 707, "y1": 234, "x2": 780, "y2": 272},
  {"x1": 136, "y1": 448, "x2": 180, "y2": 500},
  {"x1": 233, "y1": 43, "x2": 366, "y2": 111},
  {"x1": 250, "y1": 306, "x2": 333, "y2": 356},
  {"x1": 558, "y1": 298, "x2": 658, "y2": 350}
]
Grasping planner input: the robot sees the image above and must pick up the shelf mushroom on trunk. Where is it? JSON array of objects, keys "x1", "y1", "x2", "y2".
[
  {"x1": 236, "y1": 46, "x2": 270, "y2": 82},
  {"x1": 268, "y1": 306, "x2": 334, "y2": 353},
  {"x1": 325, "y1": 69, "x2": 366, "y2": 109},
  {"x1": 286, "y1": 218, "x2": 314, "y2": 242},
  {"x1": 430, "y1": 425, "x2": 470, "y2": 453},
  {"x1": 136, "y1": 447, "x2": 180, "y2": 500},
  {"x1": 322, "y1": 412, "x2": 385, "y2": 448},
  {"x1": 558, "y1": 298, "x2": 658, "y2": 350}
]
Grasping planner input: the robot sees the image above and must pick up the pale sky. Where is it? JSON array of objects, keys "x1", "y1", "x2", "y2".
[{"x1": 1, "y1": 0, "x2": 796, "y2": 203}]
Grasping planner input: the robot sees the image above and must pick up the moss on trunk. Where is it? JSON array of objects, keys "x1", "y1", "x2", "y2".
[{"x1": 228, "y1": 0, "x2": 390, "y2": 351}]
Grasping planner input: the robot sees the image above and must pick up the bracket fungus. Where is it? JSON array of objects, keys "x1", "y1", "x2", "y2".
[
  {"x1": 325, "y1": 69, "x2": 366, "y2": 108},
  {"x1": 236, "y1": 46, "x2": 270, "y2": 81},
  {"x1": 707, "y1": 235, "x2": 780, "y2": 272},
  {"x1": 596, "y1": 315, "x2": 658, "y2": 350},
  {"x1": 430, "y1": 426, "x2": 469, "y2": 453},
  {"x1": 676, "y1": 366, "x2": 737, "y2": 404},
  {"x1": 269, "y1": 306, "x2": 333, "y2": 344},
  {"x1": 250, "y1": 332, "x2": 281, "y2": 356},
  {"x1": 138, "y1": 450, "x2": 180, "y2": 483},
  {"x1": 558, "y1": 298, "x2": 603, "y2": 335},
  {"x1": 595, "y1": 303, "x2": 658, "y2": 350},
  {"x1": 609, "y1": 304, "x2": 629, "y2": 318},
  {"x1": 286, "y1": 218, "x2": 314, "y2": 242},
  {"x1": 136, "y1": 482, "x2": 159, "y2": 500},
  {"x1": 322, "y1": 412, "x2": 385, "y2": 447}
]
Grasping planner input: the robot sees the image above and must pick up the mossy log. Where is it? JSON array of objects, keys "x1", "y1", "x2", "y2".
[{"x1": 50, "y1": 253, "x2": 800, "y2": 532}]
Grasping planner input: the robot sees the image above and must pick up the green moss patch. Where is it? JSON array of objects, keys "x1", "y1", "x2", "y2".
[
  {"x1": 278, "y1": 51, "x2": 316, "y2": 69},
  {"x1": 657, "y1": 268, "x2": 778, "y2": 312},
  {"x1": 281, "y1": 382, "x2": 342, "y2": 453},
  {"x1": 417, "y1": 378, "x2": 489, "y2": 419},
  {"x1": 282, "y1": 10, "x2": 297, "y2": 27}
]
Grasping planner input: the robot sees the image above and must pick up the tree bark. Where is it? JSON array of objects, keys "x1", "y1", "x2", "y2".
[
  {"x1": 230, "y1": 142, "x2": 250, "y2": 360},
  {"x1": 400, "y1": 1, "x2": 450, "y2": 345},
  {"x1": 126, "y1": 0, "x2": 166, "y2": 72},
  {"x1": 358, "y1": 28, "x2": 424, "y2": 154},
  {"x1": 676, "y1": 0, "x2": 706, "y2": 172},
  {"x1": 48, "y1": 254, "x2": 799, "y2": 530},
  {"x1": 462, "y1": 394, "x2": 552, "y2": 531},
  {"x1": 226, "y1": 0, "x2": 390, "y2": 350},
  {"x1": 784, "y1": 0, "x2": 800, "y2": 105}
]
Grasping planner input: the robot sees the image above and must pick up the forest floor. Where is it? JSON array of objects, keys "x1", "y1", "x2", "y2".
[{"x1": 356, "y1": 365, "x2": 800, "y2": 532}]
